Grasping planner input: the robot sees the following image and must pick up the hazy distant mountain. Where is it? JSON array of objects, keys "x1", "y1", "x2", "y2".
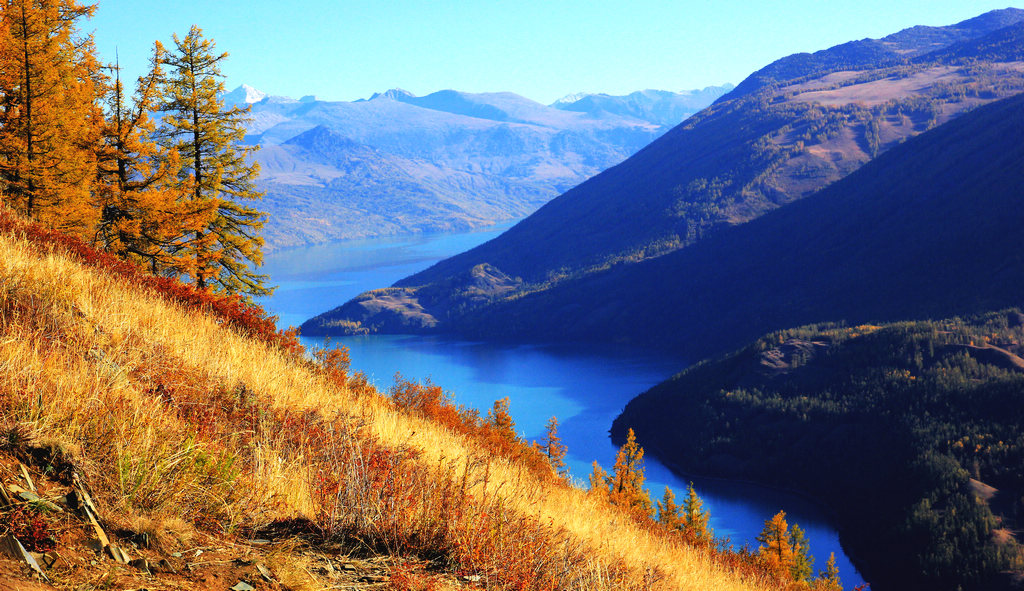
[
  {"x1": 233, "y1": 86, "x2": 723, "y2": 249},
  {"x1": 304, "y1": 8, "x2": 1024, "y2": 341},
  {"x1": 551, "y1": 86, "x2": 734, "y2": 127}
]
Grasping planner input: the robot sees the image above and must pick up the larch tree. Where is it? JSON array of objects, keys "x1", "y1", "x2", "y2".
[
  {"x1": 0, "y1": 0, "x2": 104, "y2": 234},
  {"x1": 95, "y1": 43, "x2": 213, "y2": 274},
  {"x1": 682, "y1": 481, "x2": 712, "y2": 540},
  {"x1": 155, "y1": 24, "x2": 268, "y2": 297},
  {"x1": 789, "y1": 522, "x2": 814, "y2": 582},
  {"x1": 656, "y1": 486, "x2": 684, "y2": 530},
  {"x1": 487, "y1": 397, "x2": 517, "y2": 445},
  {"x1": 606, "y1": 428, "x2": 652, "y2": 517},
  {"x1": 757, "y1": 510, "x2": 795, "y2": 577},
  {"x1": 541, "y1": 416, "x2": 568, "y2": 477}
]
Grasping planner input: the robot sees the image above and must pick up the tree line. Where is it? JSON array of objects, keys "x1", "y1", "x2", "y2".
[{"x1": 0, "y1": 0, "x2": 268, "y2": 297}]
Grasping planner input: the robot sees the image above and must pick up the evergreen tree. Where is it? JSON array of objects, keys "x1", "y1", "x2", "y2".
[
  {"x1": 155, "y1": 25, "x2": 268, "y2": 297},
  {"x1": 682, "y1": 481, "x2": 712, "y2": 540},
  {"x1": 757, "y1": 510, "x2": 795, "y2": 577},
  {"x1": 813, "y1": 552, "x2": 842, "y2": 591},
  {"x1": 486, "y1": 397, "x2": 516, "y2": 444},
  {"x1": 95, "y1": 43, "x2": 213, "y2": 274},
  {"x1": 0, "y1": 0, "x2": 103, "y2": 234},
  {"x1": 656, "y1": 486, "x2": 684, "y2": 530},
  {"x1": 607, "y1": 428, "x2": 653, "y2": 517},
  {"x1": 541, "y1": 416, "x2": 568, "y2": 477},
  {"x1": 789, "y1": 522, "x2": 814, "y2": 581}
]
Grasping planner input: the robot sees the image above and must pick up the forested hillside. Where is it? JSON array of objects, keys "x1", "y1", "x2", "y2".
[{"x1": 615, "y1": 311, "x2": 1024, "y2": 590}]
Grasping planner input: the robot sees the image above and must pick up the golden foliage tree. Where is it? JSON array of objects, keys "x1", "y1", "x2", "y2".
[
  {"x1": 757, "y1": 510, "x2": 815, "y2": 581},
  {"x1": 94, "y1": 44, "x2": 213, "y2": 274},
  {"x1": 0, "y1": 0, "x2": 104, "y2": 234},
  {"x1": 656, "y1": 486, "x2": 684, "y2": 530},
  {"x1": 757, "y1": 510, "x2": 795, "y2": 576},
  {"x1": 155, "y1": 25, "x2": 268, "y2": 296},
  {"x1": 682, "y1": 481, "x2": 712, "y2": 540},
  {"x1": 540, "y1": 416, "x2": 568, "y2": 477},
  {"x1": 594, "y1": 428, "x2": 653, "y2": 517},
  {"x1": 487, "y1": 397, "x2": 517, "y2": 445}
]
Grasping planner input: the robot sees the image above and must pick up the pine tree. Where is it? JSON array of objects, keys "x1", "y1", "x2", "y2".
[
  {"x1": 541, "y1": 416, "x2": 568, "y2": 477},
  {"x1": 789, "y1": 522, "x2": 814, "y2": 581},
  {"x1": 682, "y1": 481, "x2": 712, "y2": 540},
  {"x1": 757, "y1": 510, "x2": 795, "y2": 577},
  {"x1": 487, "y1": 397, "x2": 516, "y2": 444},
  {"x1": 656, "y1": 486, "x2": 684, "y2": 530},
  {"x1": 812, "y1": 552, "x2": 842, "y2": 591},
  {"x1": 607, "y1": 428, "x2": 652, "y2": 517},
  {"x1": 155, "y1": 25, "x2": 268, "y2": 297},
  {"x1": 95, "y1": 43, "x2": 213, "y2": 274},
  {"x1": 0, "y1": 0, "x2": 103, "y2": 234}
]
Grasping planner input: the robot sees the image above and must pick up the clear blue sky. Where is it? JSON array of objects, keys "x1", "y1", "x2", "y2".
[{"x1": 89, "y1": 1, "x2": 1017, "y2": 104}]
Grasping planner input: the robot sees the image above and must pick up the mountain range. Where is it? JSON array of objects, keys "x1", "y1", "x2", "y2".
[
  {"x1": 304, "y1": 8, "x2": 1024, "y2": 352},
  {"x1": 230, "y1": 85, "x2": 731, "y2": 249}
]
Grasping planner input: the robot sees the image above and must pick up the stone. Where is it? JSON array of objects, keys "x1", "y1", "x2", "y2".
[
  {"x1": 230, "y1": 582, "x2": 256, "y2": 591},
  {"x1": 256, "y1": 563, "x2": 274, "y2": 582},
  {"x1": 129, "y1": 557, "x2": 151, "y2": 574}
]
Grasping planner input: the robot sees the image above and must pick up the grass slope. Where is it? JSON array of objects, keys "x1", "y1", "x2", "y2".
[{"x1": 0, "y1": 212, "x2": 773, "y2": 590}]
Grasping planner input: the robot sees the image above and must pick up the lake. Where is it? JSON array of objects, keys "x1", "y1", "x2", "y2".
[{"x1": 257, "y1": 224, "x2": 865, "y2": 588}]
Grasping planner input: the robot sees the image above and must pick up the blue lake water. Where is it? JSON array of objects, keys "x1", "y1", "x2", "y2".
[{"x1": 258, "y1": 224, "x2": 865, "y2": 588}]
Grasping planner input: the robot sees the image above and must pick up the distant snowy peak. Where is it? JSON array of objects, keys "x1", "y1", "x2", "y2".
[
  {"x1": 369, "y1": 88, "x2": 415, "y2": 101},
  {"x1": 222, "y1": 84, "x2": 268, "y2": 106},
  {"x1": 553, "y1": 92, "x2": 588, "y2": 106},
  {"x1": 550, "y1": 84, "x2": 735, "y2": 127}
]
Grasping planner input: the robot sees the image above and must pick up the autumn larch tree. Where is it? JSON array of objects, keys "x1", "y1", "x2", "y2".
[
  {"x1": 681, "y1": 481, "x2": 712, "y2": 541},
  {"x1": 656, "y1": 486, "x2": 684, "y2": 530},
  {"x1": 0, "y1": 0, "x2": 104, "y2": 234},
  {"x1": 606, "y1": 428, "x2": 652, "y2": 517},
  {"x1": 95, "y1": 43, "x2": 213, "y2": 274},
  {"x1": 540, "y1": 416, "x2": 568, "y2": 477},
  {"x1": 155, "y1": 24, "x2": 269, "y2": 297}
]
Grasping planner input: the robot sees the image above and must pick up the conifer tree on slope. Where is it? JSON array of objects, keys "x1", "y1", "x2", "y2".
[
  {"x1": 0, "y1": 0, "x2": 103, "y2": 234},
  {"x1": 95, "y1": 44, "x2": 213, "y2": 275},
  {"x1": 156, "y1": 25, "x2": 269, "y2": 297}
]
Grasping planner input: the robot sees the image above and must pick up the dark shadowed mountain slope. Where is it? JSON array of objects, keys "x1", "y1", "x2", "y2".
[
  {"x1": 447, "y1": 90, "x2": 1024, "y2": 357},
  {"x1": 613, "y1": 311, "x2": 1024, "y2": 590},
  {"x1": 304, "y1": 9, "x2": 1024, "y2": 335}
]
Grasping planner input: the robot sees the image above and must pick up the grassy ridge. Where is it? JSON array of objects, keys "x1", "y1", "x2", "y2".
[{"x1": 0, "y1": 210, "x2": 778, "y2": 589}]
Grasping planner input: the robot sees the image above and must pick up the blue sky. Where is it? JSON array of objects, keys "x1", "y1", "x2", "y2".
[{"x1": 89, "y1": 1, "x2": 1017, "y2": 104}]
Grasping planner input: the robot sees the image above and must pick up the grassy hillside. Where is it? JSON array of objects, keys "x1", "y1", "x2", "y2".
[
  {"x1": 614, "y1": 311, "x2": 1024, "y2": 590},
  {"x1": 304, "y1": 9, "x2": 1024, "y2": 339},
  {"x1": 0, "y1": 211, "x2": 782, "y2": 589}
]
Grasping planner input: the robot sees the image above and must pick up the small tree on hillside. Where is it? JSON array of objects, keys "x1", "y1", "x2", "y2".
[
  {"x1": 657, "y1": 486, "x2": 684, "y2": 530},
  {"x1": 682, "y1": 481, "x2": 712, "y2": 540},
  {"x1": 541, "y1": 416, "x2": 568, "y2": 477},
  {"x1": 606, "y1": 428, "x2": 653, "y2": 517},
  {"x1": 156, "y1": 24, "x2": 268, "y2": 297}
]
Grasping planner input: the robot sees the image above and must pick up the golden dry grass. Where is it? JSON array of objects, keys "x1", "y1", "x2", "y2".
[{"x1": 0, "y1": 228, "x2": 774, "y2": 590}]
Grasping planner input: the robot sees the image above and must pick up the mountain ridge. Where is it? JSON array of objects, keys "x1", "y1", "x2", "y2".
[
  {"x1": 232, "y1": 85, "x2": 730, "y2": 249},
  {"x1": 304, "y1": 8, "x2": 1024, "y2": 337}
]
